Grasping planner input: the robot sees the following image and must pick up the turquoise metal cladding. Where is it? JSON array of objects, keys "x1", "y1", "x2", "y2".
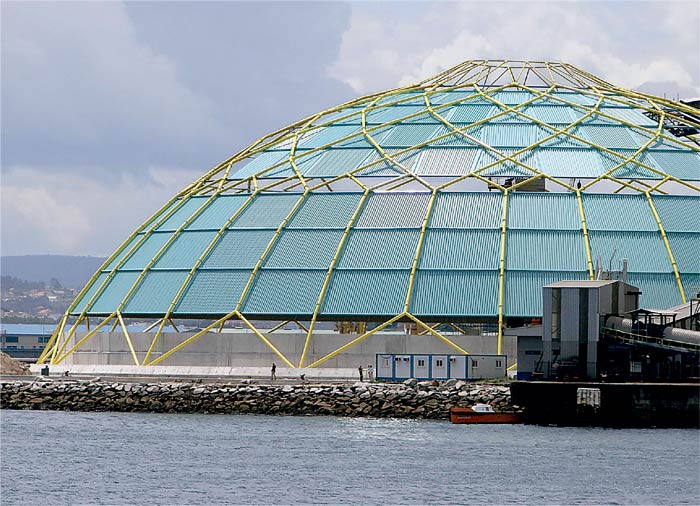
[
  {"x1": 229, "y1": 193, "x2": 300, "y2": 228},
  {"x1": 508, "y1": 193, "x2": 581, "y2": 230},
  {"x1": 582, "y1": 194, "x2": 658, "y2": 231},
  {"x1": 598, "y1": 106, "x2": 657, "y2": 127},
  {"x1": 156, "y1": 197, "x2": 209, "y2": 231},
  {"x1": 355, "y1": 193, "x2": 431, "y2": 228},
  {"x1": 648, "y1": 151, "x2": 700, "y2": 181},
  {"x1": 506, "y1": 271, "x2": 588, "y2": 317},
  {"x1": 578, "y1": 125, "x2": 639, "y2": 149},
  {"x1": 201, "y1": 230, "x2": 276, "y2": 270},
  {"x1": 419, "y1": 229, "x2": 501, "y2": 270},
  {"x1": 72, "y1": 272, "x2": 109, "y2": 313},
  {"x1": 123, "y1": 271, "x2": 189, "y2": 314},
  {"x1": 507, "y1": 230, "x2": 588, "y2": 271},
  {"x1": 651, "y1": 195, "x2": 700, "y2": 232},
  {"x1": 444, "y1": 105, "x2": 497, "y2": 124},
  {"x1": 338, "y1": 229, "x2": 420, "y2": 269},
  {"x1": 299, "y1": 125, "x2": 361, "y2": 148},
  {"x1": 186, "y1": 195, "x2": 251, "y2": 230},
  {"x1": 665, "y1": 233, "x2": 700, "y2": 273},
  {"x1": 410, "y1": 270, "x2": 499, "y2": 317},
  {"x1": 264, "y1": 229, "x2": 345, "y2": 269},
  {"x1": 530, "y1": 148, "x2": 607, "y2": 178},
  {"x1": 588, "y1": 231, "x2": 672, "y2": 272},
  {"x1": 242, "y1": 270, "x2": 326, "y2": 315},
  {"x1": 152, "y1": 231, "x2": 218, "y2": 270},
  {"x1": 304, "y1": 148, "x2": 373, "y2": 177},
  {"x1": 627, "y1": 273, "x2": 684, "y2": 309},
  {"x1": 682, "y1": 274, "x2": 700, "y2": 301},
  {"x1": 321, "y1": 270, "x2": 410, "y2": 316},
  {"x1": 414, "y1": 148, "x2": 481, "y2": 176},
  {"x1": 287, "y1": 193, "x2": 363, "y2": 229},
  {"x1": 88, "y1": 271, "x2": 140, "y2": 314},
  {"x1": 120, "y1": 233, "x2": 171, "y2": 270},
  {"x1": 366, "y1": 105, "x2": 426, "y2": 123},
  {"x1": 234, "y1": 150, "x2": 290, "y2": 178},
  {"x1": 175, "y1": 270, "x2": 251, "y2": 315},
  {"x1": 380, "y1": 124, "x2": 443, "y2": 147},
  {"x1": 431, "y1": 192, "x2": 503, "y2": 228}
]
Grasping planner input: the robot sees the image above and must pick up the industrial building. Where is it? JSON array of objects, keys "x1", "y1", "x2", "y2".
[{"x1": 37, "y1": 60, "x2": 700, "y2": 373}]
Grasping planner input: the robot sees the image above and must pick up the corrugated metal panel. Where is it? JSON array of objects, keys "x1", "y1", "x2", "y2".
[
  {"x1": 123, "y1": 271, "x2": 188, "y2": 314},
  {"x1": 490, "y1": 90, "x2": 535, "y2": 105},
  {"x1": 428, "y1": 125, "x2": 480, "y2": 147},
  {"x1": 648, "y1": 151, "x2": 700, "y2": 181},
  {"x1": 230, "y1": 194, "x2": 300, "y2": 229},
  {"x1": 419, "y1": 229, "x2": 501, "y2": 269},
  {"x1": 550, "y1": 91, "x2": 596, "y2": 106},
  {"x1": 478, "y1": 150, "x2": 535, "y2": 178},
  {"x1": 682, "y1": 274, "x2": 700, "y2": 302},
  {"x1": 88, "y1": 271, "x2": 140, "y2": 314},
  {"x1": 299, "y1": 125, "x2": 361, "y2": 148},
  {"x1": 72, "y1": 272, "x2": 109, "y2": 314},
  {"x1": 640, "y1": 135, "x2": 688, "y2": 151},
  {"x1": 321, "y1": 269, "x2": 409, "y2": 316},
  {"x1": 153, "y1": 231, "x2": 217, "y2": 270},
  {"x1": 318, "y1": 107, "x2": 364, "y2": 125},
  {"x1": 604, "y1": 151, "x2": 661, "y2": 179},
  {"x1": 508, "y1": 193, "x2": 582, "y2": 230},
  {"x1": 598, "y1": 106, "x2": 657, "y2": 127},
  {"x1": 431, "y1": 192, "x2": 503, "y2": 228},
  {"x1": 156, "y1": 197, "x2": 208, "y2": 231},
  {"x1": 264, "y1": 229, "x2": 344, "y2": 269},
  {"x1": 428, "y1": 90, "x2": 479, "y2": 105},
  {"x1": 305, "y1": 148, "x2": 373, "y2": 177},
  {"x1": 443, "y1": 105, "x2": 496, "y2": 124},
  {"x1": 541, "y1": 133, "x2": 593, "y2": 149},
  {"x1": 506, "y1": 271, "x2": 588, "y2": 317},
  {"x1": 650, "y1": 195, "x2": 700, "y2": 232},
  {"x1": 666, "y1": 233, "x2": 700, "y2": 273},
  {"x1": 288, "y1": 193, "x2": 363, "y2": 229},
  {"x1": 588, "y1": 231, "x2": 671, "y2": 272},
  {"x1": 355, "y1": 193, "x2": 431, "y2": 228},
  {"x1": 476, "y1": 123, "x2": 551, "y2": 147},
  {"x1": 355, "y1": 150, "x2": 415, "y2": 176},
  {"x1": 243, "y1": 269, "x2": 325, "y2": 315},
  {"x1": 533, "y1": 148, "x2": 605, "y2": 178},
  {"x1": 174, "y1": 270, "x2": 251, "y2": 315},
  {"x1": 507, "y1": 230, "x2": 587, "y2": 271},
  {"x1": 338, "y1": 229, "x2": 420, "y2": 269},
  {"x1": 375, "y1": 91, "x2": 426, "y2": 106},
  {"x1": 489, "y1": 111, "x2": 530, "y2": 124},
  {"x1": 410, "y1": 270, "x2": 499, "y2": 317},
  {"x1": 121, "y1": 233, "x2": 171, "y2": 270},
  {"x1": 521, "y1": 105, "x2": 574, "y2": 124},
  {"x1": 379, "y1": 124, "x2": 442, "y2": 147},
  {"x1": 627, "y1": 273, "x2": 684, "y2": 309},
  {"x1": 415, "y1": 147, "x2": 480, "y2": 176},
  {"x1": 202, "y1": 230, "x2": 276, "y2": 270},
  {"x1": 233, "y1": 150, "x2": 290, "y2": 178},
  {"x1": 366, "y1": 105, "x2": 426, "y2": 123},
  {"x1": 103, "y1": 235, "x2": 141, "y2": 271},
  {"x1": 582, "y1": 194, "x2": 658, "y2": 231},
  {"x1": 186, "y1": 195, "x2": 251, "y2": 230},
  {"x1": 579, "y1": 125, "x2": 639, "y2": 149}
]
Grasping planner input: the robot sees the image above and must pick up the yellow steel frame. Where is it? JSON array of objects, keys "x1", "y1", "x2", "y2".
[{"x1": 47, "y1": 60, "x2": 700, "y2": 368}]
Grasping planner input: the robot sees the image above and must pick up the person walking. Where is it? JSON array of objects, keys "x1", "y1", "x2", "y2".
[
  {"x1": 367, "y1": 364, "x2": 374, "y2": 382},
  {"x1": 358, "y1": 365, "x2": 364, "y2": 382},
  {"x1": 271, "y1": 362, "x2": 277, "y2": 381}
]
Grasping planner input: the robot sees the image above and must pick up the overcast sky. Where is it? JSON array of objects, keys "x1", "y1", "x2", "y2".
[{"x1": 2, "y1": 1, "x2": 698, "y2": 257}]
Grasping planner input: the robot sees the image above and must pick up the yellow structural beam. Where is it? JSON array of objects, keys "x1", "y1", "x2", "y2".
[
  {"x1": 645, "y1": 192, "x2": 687, "y2": 304},
  {"x1": 54, "y1": 313, "x2": 117, "y2": 365},
  {"x1": 497, "y1": 190, "x2": 509, "y2": 356},
  {"x1": 117, "y1": 312, "x2": 140, "y2": 366},
  {"x1": 406, "y1": 314, "x2": 469, "y2": 355},
  {"x1": 576, "y1": 190, "x2": 595, "y2": 280},
  {"x1": 404, "y1": 189, "x2": 438, "y2": 313},
  {"x1": 236, "y1": 312, "x2": 295, "y2": 368}
]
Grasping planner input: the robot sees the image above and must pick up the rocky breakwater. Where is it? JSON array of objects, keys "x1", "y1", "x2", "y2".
[{"x1": 0, "y1": 378, "x2": 513, "y2": 419}]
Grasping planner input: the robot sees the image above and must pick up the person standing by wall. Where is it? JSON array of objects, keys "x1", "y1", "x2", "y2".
[
  {"x1": 367, "y1": 364, "x2": 374, "y2": 382},
  {"x1": 358, "y1": 365, "x2": 363, "y2": 382},
  {"x1": 271, "y1": 362, "x2": 277, "y2": 381}
]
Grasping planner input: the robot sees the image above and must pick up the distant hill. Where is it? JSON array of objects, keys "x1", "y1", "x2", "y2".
[{"x1": 0, "y1": 255, "x2": 106, "y2": 289}]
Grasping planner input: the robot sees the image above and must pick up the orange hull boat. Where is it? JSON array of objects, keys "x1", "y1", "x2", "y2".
[{"x1": 450, "y1": 406, "x2": 522, "y2": 424}]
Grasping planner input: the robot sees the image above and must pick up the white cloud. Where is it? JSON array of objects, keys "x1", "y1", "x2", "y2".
[{"x1": 328, "y1": 1, "x2": 700, "y2": 97}]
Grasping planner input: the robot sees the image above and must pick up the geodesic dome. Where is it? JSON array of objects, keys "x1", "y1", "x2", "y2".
[{"x1": 43, "y1": 60, "x2": 700, "y2": 367}]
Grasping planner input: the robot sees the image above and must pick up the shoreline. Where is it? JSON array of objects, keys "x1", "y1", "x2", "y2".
[{"x1": 0, "y1": 378, "x2": 513, "y2": 419}]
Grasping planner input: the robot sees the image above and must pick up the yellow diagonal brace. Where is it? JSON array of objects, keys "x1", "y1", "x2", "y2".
[
  {"x1": 36, "y1": 314, "x2": 66, "y2": 364},
  {"x1": 497, "y1": 190, "x2": 510, "y2": 355},
  {"x1": 53, "y1": 313, "x2": 116, "y2": 365},
  {"x1": 147, "y1": 312, "x2": 237, "y2": 366},
  {"x1": 404, "y1": 189, "x2": 438, "y2": 312},
  {"x1": 576, "y1": 190, "x2": 595, "y2": 279},
  {"x1": 236, "y1": 312, "x2": 295, "y2": 368},
  {"x1": 645, "y1": 192, "x2": 687, "y2": 304},
  {"x1": 117, "y1": 312, "x2": 140, "y2": 366},
  {"x1": 407, "y1": 314, "x2": 469, "y2": 355},
  {"x1": 299, "y1": 189, "x2": 370, "y2": 367},
  {"x1": 307, "y1": 313, "x2": 407, "y2": 368}
]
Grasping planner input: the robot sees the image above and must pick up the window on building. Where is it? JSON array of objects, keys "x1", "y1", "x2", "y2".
[
  {"x1": 496, "y1": 360, "x2": 502, "y2": 367},
  {"x1": 417, "y1": 359, "x2": 425, "y2": 367},
  {"x1": 382, "y1": 358, "x2": 389, "y2": 367},
  {"x1": 5, "y1": 346, "x2": 17, "y2": 350},
  {"x1": 472, "y1": 360, "x2": 479, "y2": 367},
  {"x1": 436, "y1": 359, "x2": 444, "y2": 367},
  {"x1": 5, "y1": 336, "x2": 19, "y2": 343}
]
